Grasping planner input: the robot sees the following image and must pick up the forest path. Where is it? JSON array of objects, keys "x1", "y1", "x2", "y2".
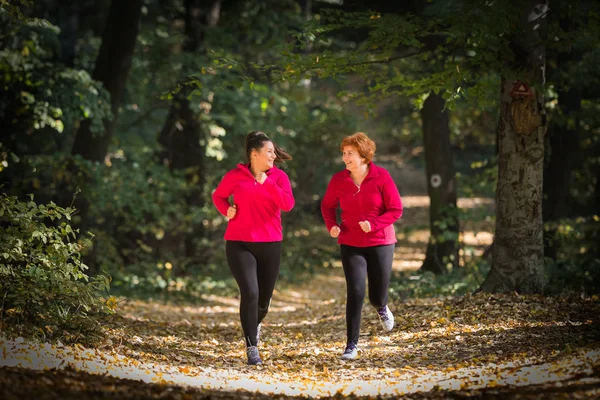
[{"x1": 2, "y1": 235, "x2": 600, "y2": 398}]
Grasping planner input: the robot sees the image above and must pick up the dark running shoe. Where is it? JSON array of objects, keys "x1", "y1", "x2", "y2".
[{"x1": 246, "y1": 345, "x2": 262, "y2": 365}]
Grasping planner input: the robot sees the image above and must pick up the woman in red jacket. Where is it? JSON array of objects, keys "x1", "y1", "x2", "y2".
[
  {"x1": 321, "y1": 132, "x2": 403, "y2": 360},
  {"x1": 212, "y1": 131, "x2": 295, "y2": 365}
]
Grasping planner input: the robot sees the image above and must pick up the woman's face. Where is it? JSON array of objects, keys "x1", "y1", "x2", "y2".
[
  {"x1": 342, "y1": 145, "x2": 366, "y2": 172},
  {"x1": 251, "y1": 141, "x2": 276, "y2": 171}
]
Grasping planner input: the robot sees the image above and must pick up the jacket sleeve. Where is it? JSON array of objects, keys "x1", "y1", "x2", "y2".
[
  {"x1": 320, "y1": 176, "x2": 339, "y2": 231},
  {"x1": 369, "y1": 170, "x2": 403, "y2": 232},
  {"x1": 263, "y1": 172, "x2": 295, "y2": 212},
  {"x1": 212, "y1": 171, "x2": 234, "y2": 216}
]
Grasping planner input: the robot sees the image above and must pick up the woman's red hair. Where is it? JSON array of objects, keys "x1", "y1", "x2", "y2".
[{"x1": 340, "y1": 132, "x2": 376, "y2": 163}]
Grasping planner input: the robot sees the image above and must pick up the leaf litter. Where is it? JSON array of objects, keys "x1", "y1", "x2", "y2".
[{"x1": 1, "y1": 266, "x2": 600, "y2": 399}]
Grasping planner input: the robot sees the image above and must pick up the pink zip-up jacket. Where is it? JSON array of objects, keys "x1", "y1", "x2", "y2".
[
  {"x1": 321, "y1": 162, "x2": 403, "y2": 247},
  {"x1": 212, "y1": 163, "x2": 295, "y2": 242}
]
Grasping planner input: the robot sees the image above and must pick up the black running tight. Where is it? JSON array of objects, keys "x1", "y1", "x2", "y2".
[
  {"x1": 340, "y1": 244, "x2": 395, "y2": 345},
  {"x1": 226, "y1": 240, "x2": 282, "y2": 347}
]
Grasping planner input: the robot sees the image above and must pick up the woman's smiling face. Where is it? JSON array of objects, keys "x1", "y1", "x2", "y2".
[
  {"x1": 342, "y1": 145, "x2": 366, "y2": 172},
  {"x1": 252, "y1": 141, "x2": 276, "y2": 170}
]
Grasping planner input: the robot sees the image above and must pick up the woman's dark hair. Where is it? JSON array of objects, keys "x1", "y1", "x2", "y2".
[{"x1": 245, "y1": 131, "x2": 292, "y2": 164}]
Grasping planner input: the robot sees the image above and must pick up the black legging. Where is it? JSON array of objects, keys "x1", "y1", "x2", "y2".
[
  {"x1": 340, "y1": 244, "x2": 395, "y2": 345},
  {"x1": 226, "y1": 240, "x2": 282, "y2": 347}
]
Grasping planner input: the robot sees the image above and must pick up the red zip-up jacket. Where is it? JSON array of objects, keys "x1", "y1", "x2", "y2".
[
  {"x1": 212, "y1": 163, "x2": 295, "y2": 242},
  {"x1": 321, "y1": 162, "x2": 403, "y2": 247}
]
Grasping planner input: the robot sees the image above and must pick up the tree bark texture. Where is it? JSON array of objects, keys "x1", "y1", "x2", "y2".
[
  {"x1": 71, "y1": 0, "x2": 143, "y2": 161},
  {"x1": 420, "y1": 91, "x2": 459, "y2": 275},
  {"x1": 480, "y1": 1, "x2": 549, "y2": 294}
]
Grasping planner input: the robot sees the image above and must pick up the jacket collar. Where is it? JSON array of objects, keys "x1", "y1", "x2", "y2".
[{"x1": 237, "y1": 163, "x2": 278, "y2": 179}]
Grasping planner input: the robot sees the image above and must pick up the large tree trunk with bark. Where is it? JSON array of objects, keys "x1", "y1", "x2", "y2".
[
  {"x1": 157, "y1": 0, "x2": 221, "y2": 262},
  {"x1": 71, "y1": 0, "x2": 143, "y2": 161},
  {"x1": 480, "y1": 1, "x2": 549, "y2": 294},
  {"x1": 420, "y1": 91, "x2": 459, "y2": 274}
]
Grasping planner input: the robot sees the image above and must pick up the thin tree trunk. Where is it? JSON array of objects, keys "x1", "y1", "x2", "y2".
[
  {"x1": 71, "y1": 0, "x2": 143, "y2": 161},
  {"x1": 157, "y1": 0, "x2": 221, "y2": 263},
  {"x1": 68, "y1": 0, "x2": 143, "y2": 274},
  {"x1": 57, "y1": 3, "x2": 79, "y2": 67},
  {"x1": 420, "y1": 91, "x2": 459, "y2": 275},
  {"x1": 480, "y1": 1, "x2": 549, "y2": 294}
]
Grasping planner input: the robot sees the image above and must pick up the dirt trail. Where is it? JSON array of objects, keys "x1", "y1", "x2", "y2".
[{"x1": 2, "y1": 255, "x2": 600, "y2": 399}]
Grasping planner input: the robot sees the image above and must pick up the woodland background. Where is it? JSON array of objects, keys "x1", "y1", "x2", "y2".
[{"x1": 0, "y1": 0, "x2": 599, "y2": 398}]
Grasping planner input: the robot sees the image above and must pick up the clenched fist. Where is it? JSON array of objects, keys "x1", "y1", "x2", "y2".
[
  {"x1": 227, "y1": 205, "x2": 237, "y2": 219},
  {"x1": 359, "y1": 220, "x2": 371, "y2": 233},
  {"x1": 329, "y1": 226, "x2": 340, "y2": 238}
]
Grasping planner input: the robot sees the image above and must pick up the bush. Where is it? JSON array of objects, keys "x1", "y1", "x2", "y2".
[
  {"x1": 544, "y1": 216, "x2": 600, "y2": 295},
  {"x1": 389, "y1": 260, "x2": 491, "y2": 300},
  {"x1": 0, "y1": 192, "x2": 112, "y2": 342}
]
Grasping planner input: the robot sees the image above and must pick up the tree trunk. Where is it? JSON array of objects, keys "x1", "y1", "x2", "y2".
[
  {"x1": 68, "y1": 0, "x2": 143, "y2": 274},
  {"x1": 71, "y1": 0, "x2": 143, "y2": 161},
  {"x1": 480, "y1": 0, "x2": 549, "y2": 294},
  {"x1": 157, "y1": 0, "x2": 221, "y2": 263},
  {"x1": 420, "y1": 91, "x2": 459, "y2": 275}
]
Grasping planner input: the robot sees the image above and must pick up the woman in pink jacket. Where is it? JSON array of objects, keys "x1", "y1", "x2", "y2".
[
  {"x1": 321, "y1": 132, "x2": 403, "y2": 360},
  {"x1": 212, "y1": 131, "x2": 295, "y2": 365}
]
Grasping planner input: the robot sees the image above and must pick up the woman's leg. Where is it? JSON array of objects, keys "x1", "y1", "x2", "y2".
[
  {"x1": 365, "y1": 244, "x2": 395, "y2": 309},
  {"x1": 340, "y1": 244, "x2": 368, "y2": 345},
  {"x1": 251, "y1": 241, "x2": 282, "y2": 324},
  {"x1": 226, "y1": 240, "x2": 260, "y2": 347}
]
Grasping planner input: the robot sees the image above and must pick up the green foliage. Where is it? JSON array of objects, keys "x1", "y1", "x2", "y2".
[
  {"x1": 544, "y1": 216, "x2": 600, "y2": 295},
  {"x1": 0, "y1": 13, "x2": 112, "y2": 155},
  {"x1": 0, "y1": 0, "x2": 32, "y2": 20},
  {"x1": 0, "y1": 192, "x2": 111, "y2": 341},
  {"x1": 389, "y1": 260, "x2": 490, "y2": 299},
  {"x1": 280, "y1": 214, "x2": 339, "y2": 283}
]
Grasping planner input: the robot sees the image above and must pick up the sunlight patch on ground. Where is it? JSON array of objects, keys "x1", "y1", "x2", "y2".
[
  {"x1": 2, "y1": 338, "x2": 598, "y2": 398},
  {"x1": 397, "y1": 229, "x2": 430, "y2": 244},
  {"x1": 462, "y1": 231, "x2": 494, "y2": 247},
  {"x1": 400, "y1": 196, "x2": 494, "y2": 209},
  {"x1": 392, "y1": 259, "x2": 422, "y2": 271}
]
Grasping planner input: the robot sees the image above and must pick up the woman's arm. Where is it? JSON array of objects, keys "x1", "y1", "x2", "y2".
[
  {"x1": 263, "y1": 173, "x2": 295, "y2": 212},
  {"x1": 369, "y1": 170, "x2": 403, "y2": 232},
  {"x1": 212, "y1": 171, "x2": 234, "y2": 216},
  {"x1": 320, "y1": 177, "x2": 339, "y2": 231}
]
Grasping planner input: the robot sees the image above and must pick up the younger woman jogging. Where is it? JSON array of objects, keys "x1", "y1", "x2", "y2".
[
  {"x1": 212, "y1": 131, "x2": 294, "y2": 365},
  {"x1": 321, "y1": 132, "x2": 403, "y2": 360}
]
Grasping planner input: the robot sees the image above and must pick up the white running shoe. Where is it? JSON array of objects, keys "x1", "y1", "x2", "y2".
[
  {"x1": 341, "y1": 342, "x2": 358, "y2": 360},
  {"x1": 377, "y1": 305, "x2": 395, "y2": 332}
]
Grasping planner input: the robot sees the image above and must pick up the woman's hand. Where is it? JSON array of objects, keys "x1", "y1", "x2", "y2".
[
  {"x1": 227, "y1": 205, "x2": 237, "y2": 219},
  {"x1": 255, "y1": 172, "x2": 267, "y2": 184},
  {"x1": 359, "y1": 220, "x2": 371, "y2": 233},
  {"x1": 329, "y1": 226, "x2": 340, "y2": 238}
]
